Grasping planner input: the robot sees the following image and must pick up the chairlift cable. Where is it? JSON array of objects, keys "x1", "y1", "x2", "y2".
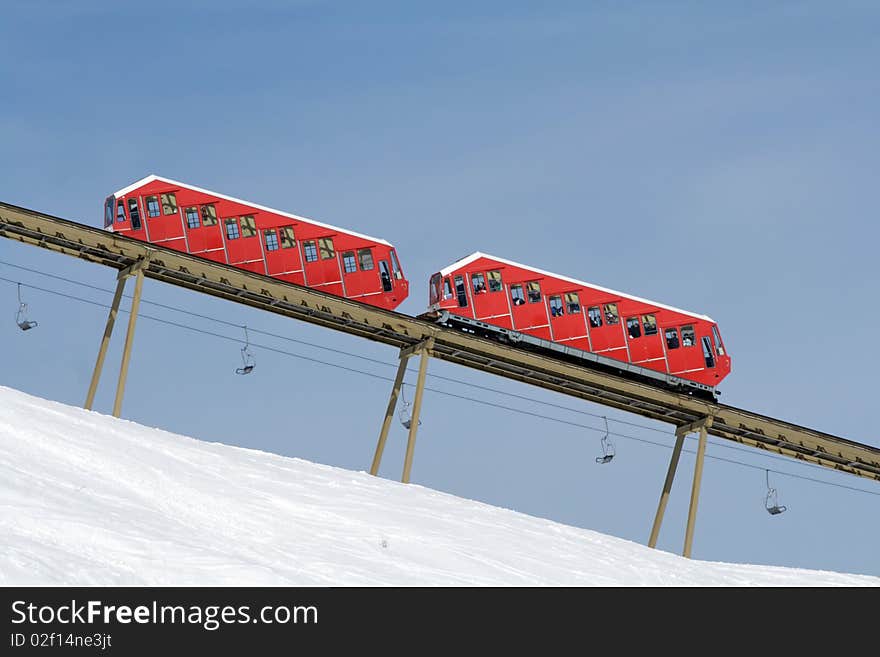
[{"x1": 1, "y1": 274, "x2": 878, "y2": 499}]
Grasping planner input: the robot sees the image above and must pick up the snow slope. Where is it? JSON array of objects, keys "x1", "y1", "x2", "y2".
[{"x1": 0, "y1": 385, "x2": 876, "y2": 586}]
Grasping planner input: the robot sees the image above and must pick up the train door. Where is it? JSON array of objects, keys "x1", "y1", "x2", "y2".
[
  {"x1": 586, "y1": 302, "x2": 628, "y2": 361},
  {"x1": 111, "y1": 197, "x2": 136, "y2": 234},
  {"x1": 547, "y1": 291, "x2": 589, "y2": 350},
  {"x1": 116, "y1": 197, "x2": 147, "y2": 239},
  {"x1": 667, "y1": 324, "x2": 702, "y2": 374},
  {"x1": 625, "y1": 313, "x2": 666, "y2": 371},
  {"x1": 509, "y1": 279, "x2": 551, "y2": 339},
  {"x1": 446, "y1": 274, "x2": 472, "y2": 316},
  {"x1": 662, "y1": 325, "x2": 689, "y2": 374},
  {"x1": 340, "y1": 247, "x2": 380, "y2": 299},
  {"x1": 222, "y1": 214, "x2": 266, "y2": 274},
  {"x1": 182, "y1": 203, "x2": 226, "y2": 263},
  {"x1": 301, "y1": 236, "x2": 344, "y2": 296},
  {"x1": 263, "y1": 225, "x2": 305, "y2": 285},
  {"x1": 470, "y1": 269, "x2": 511, "y2": 327},
  {"x1": 142, "y1": 191, "x2": 186, "y2": 249}
]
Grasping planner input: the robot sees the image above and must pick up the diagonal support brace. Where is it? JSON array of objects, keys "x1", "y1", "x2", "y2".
[
  {"x1": 682, "y1": 417, "x2": 712, "y2": 558},
  {"x1": 369, "y1": 337, "x2": 434, "y2": 481},
  {"x1": 648, "y1": 416, "x2": 714, "y2": 553},
  {"x1": 83, "y1": 255, "x2": 151, "y2": 414}
]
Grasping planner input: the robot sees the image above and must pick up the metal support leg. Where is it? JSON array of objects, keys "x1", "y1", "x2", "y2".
[
  {"x1": 683, "y1": 425, "x2": 708, "y2": 558},
  {"x1": 401, "y1": 342, "x2": 432, "y2": 484},
  {"x1": 112, "y1": 269, "x2": 145, "y2": 418},
  {"x1": 648, "y1": 431, "x2": 686, "y2": 549},
  {"x1": 370, "y1": 353, "x2": 411, "y2": 476},
  {"x1": 84, "y1": 276, "x2": 127, "y2": 411}
]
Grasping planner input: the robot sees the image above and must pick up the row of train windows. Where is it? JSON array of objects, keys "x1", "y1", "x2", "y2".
[
  {"x1": 114, "y1": 194, "x2": 180, "y2": 225},
  {"x1": 263, "y1": 227, "x2": 296, "y2": 251},
  {"x1": 145, "y1": 193, "x2": 178, "y2": 218},
  {"x1": 443, "y1": 270, "x2": 503, "y2": 300},
  {"x1": 221, "y1": 223, "x2": 378, "y2": 275},
  {"x1": 115, "y1": 196, "x2": 400, "y2": 282},
  {"x1": 224, "y1": 215, "x2": 257, "y2": 240},
  {"x1": 447, "y1": 270, "x2": 724, "y2": 358},
  {"x1": 185, "y1": 204, "x2": 218, "y2": 228},
  {"x1": 116, "y1": 198, "x2": 211, "y2": 230},
  {"x1": 342, "y1": 249, "x2": 375, "y2": 273}
]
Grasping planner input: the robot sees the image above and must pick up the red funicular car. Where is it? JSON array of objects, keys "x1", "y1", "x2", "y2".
[
  {"x1": 104, "y1": 175, "x2": 408, "y2": 310},
  {"x1": 428, "y1": 252, "x2": 730, "y2": 395}
]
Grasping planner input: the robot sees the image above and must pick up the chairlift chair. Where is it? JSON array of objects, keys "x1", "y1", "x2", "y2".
[
  {"x1": 15, "y1": 283, "x2": 37, "y2": 331},
  {"x1": 235, "y1": 326, "x2": 256, "y2": 375},
  {"x1": 764, "y1": 470, "x2": 787, "y2": 515},
  {"x1": 398, "y1": 385, "x2": 422, "y2": 430},
  {"x1": 595, "y1": 417, "x2": 615, "y2": 464}
]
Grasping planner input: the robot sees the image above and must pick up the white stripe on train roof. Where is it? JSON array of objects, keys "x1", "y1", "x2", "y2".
[
  {"x1": 111, "y1": 174, "x2": 393, "y2": 246},
  {"x1": 438, "y1": 252, "x2": 715, "y2": 322}
]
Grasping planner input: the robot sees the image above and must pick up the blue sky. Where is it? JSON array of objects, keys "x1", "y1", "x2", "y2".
[{"x1": 2, "y1": 1, "x2": 878, "y2": 577}]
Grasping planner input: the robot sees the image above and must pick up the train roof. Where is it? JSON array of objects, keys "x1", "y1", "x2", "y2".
[
  {"x1": 439, "y1": 251, "x2": 714, "y2": 322},
  {"x1": 111, "y1": 174, "x2": 393, "y2": 246}
]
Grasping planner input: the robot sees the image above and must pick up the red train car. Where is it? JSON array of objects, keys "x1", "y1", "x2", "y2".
[
  {"x1": 103, "y1": 175, "x2": 408, "y2": 310},
  {"x1": 428, "y1": 252, "x2": 730, "y2": 394}
]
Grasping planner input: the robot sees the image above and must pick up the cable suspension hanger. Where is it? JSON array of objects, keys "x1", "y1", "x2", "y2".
[
  {"x1": 596, "y1": 416, "x2": 615, "y2": 464},
  {"x1": 15, "y1": 282, "x2": 38, "y2": 331},
  {"x1": 235, "y1": 325, "x2": 255, "y2": 375}
]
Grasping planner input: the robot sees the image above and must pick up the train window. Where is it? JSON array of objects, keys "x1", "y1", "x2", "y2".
[
  {"x1": 681, "y1": 325, "x2": 695, "y2": 347},
  {"x1": 280, "y1": 226, "x2": 295, "y2": 248},
  {"x1": 264, "y1": 229, "x2": 279, "y2": 251},
  {"x1": 240, "y1": 215, "x2": 256, "y2": 238},
  {"x1": 665, "y1": 327, "x2": 680, "y2": 350},
  {"x1": 161, "y1": 193, "x2": 178, "y2": 215},
  {"x1": 642, "y1": 314, "x2": 658, "y2": 336},
  {"x1": 626, "y1": 317, "x2": 641, "y2": 338},
  {"x1": 511, "y1": 284, "x2": 525, "y2": 306},
  {"x1": 588, "y1": 306, "x2": 602, "y2": 327},
  {"x1": 342, "y1": 251, "x2": 357, "y2": 273},
  {"x1": 430, "y1": 274, "x2": 441, "y2": 305},
  {"x1": 104, "y1": 199, "x2": 114, "y2": 227},
  {"x1": 116, "y1": 200, "x2": 126, "y2": 224},
  {"x1": 454, "y1": 275, "x2": 468, "y2": 307},
  {"x1": 443, "y1": 278, "x2": 453, "y2": 299},
  {"x1": 225, "y1": 218, "x2": 240, "y2": 240},
  {"x1": 390, "y1": 250, "x2": 403, "y2": 279},
  {"x1": 145, "y1": 195, "x2": 161, "y2": 218},
  {"x1": 712, "y1": 326, "x2": 725, "y2": 356},
  {"x1": 487, "y1": 270, "x2": 503, "y2": 292},
  {"x1": 565, "y1": 292, "x2": 581, "y2": 314},
  {"x1": 380, "y1": 261, "x2": 393, "y2": 291},
  {"x1": 472, "y1": 272, "x2": 486, "y2": 294},
  {"x1": 604, "y1": 303, "x2": 620, "y2": 325},
  {"x1": 549, "y1": 296, "x2": 564, "y2": 317},
  {"x1": 303, "y1": 240, "x2": 318, "y2": 262},
  {"x1": 184, "y1": 206, "x2": 200, "y2": 229},
  {"x1": 127, "y1": 199, "x2": 141, "y2": 229},
  {"x1": 702, "y1": 336, "x2": 716, "y2": 368},
  {"x1": 319, "y1": 237, "x2": 335, "y2": 260},
  {"x1": 527, "y1": 281, "x2": 542, "y2": 303},
  {"x1": 200, "y1": 204, "x2": 217, "y2": 226},
  {"x1": 358, "y1": 248, "x2": 374, "y2": 270}
]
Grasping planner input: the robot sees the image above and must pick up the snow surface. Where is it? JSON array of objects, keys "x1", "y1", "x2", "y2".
[{"x1": 0, "y1": 385, "x2": 876, "y2": 586}]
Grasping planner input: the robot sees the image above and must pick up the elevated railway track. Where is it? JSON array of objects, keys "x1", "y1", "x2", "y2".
[{"x1": 2, "y1": 199, "x2": 877, "y2": 556}]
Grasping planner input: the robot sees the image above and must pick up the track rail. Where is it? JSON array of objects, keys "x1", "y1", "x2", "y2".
[{"x1": 2, "y1": 200, "x2": 878, "y2": 482}]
